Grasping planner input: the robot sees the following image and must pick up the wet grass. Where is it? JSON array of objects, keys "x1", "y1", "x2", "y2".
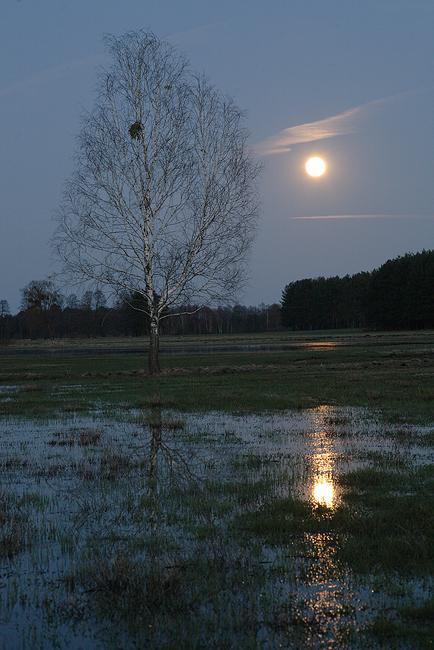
[
  {"x1": 68, "y1": 550, "x2": 272, "y2": 648},
  {"x1": 0, "y1": 492, "x2": 34, "y2": 558},
  {"x1": 235, "y1": 465, "x2": 434, "y2": 575},
  {"x1": 1, "y1": 329, "x2": 434, "y2": 423},
  {"x1": 76, "y1": 552, "x2": 185, "y2": 623},
  {"x1": 369, "y1": 599, "x2": 434, "y2": 650},
  {"x1": 48, "y1": 427, "x2": 102, "y2": 447},
  {"x1": 0, "y1": 331, "x2": 434, "y2": 648}
]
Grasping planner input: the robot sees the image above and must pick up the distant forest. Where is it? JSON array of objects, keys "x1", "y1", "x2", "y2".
[
  {"x1": 281, "y1": 250, "x2": 434, "y2": 330},
  {"x1": 0, "y1": 284, "x2": 281, "y2": 340},
  {"x1": 1, "y1": 249, "x2": 433, "y2": 341}
]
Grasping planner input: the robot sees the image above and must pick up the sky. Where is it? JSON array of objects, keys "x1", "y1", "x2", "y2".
[{"x1": 1, "y1": 0, "x2": 434, "y2": 311}]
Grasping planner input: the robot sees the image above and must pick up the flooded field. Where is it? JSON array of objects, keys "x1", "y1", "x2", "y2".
[
  {"x1": 3, "y1": 329, "x2": 434, "y2": 359},
  {"x1": 1, "y1": 405, "x2": 433, "y2": 648}
]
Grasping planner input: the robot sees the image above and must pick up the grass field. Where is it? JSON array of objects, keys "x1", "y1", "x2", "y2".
[
  {"x1": 1, "y1": 329, "x2": 434, "y2": 421},
  {"x1": 0, "y1": 330, "x2": 433, "y2": 648}
]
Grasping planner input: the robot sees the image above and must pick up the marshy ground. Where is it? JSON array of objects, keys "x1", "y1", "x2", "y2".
[{"x1": 0, "y1": 330, "x2": 433, "y2": 648}]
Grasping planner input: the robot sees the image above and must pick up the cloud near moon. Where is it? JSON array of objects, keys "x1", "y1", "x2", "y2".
[
  {"x1": 291, "y1": 214, "x2": 434, "y2": 221},
  {"x1": 253, "y1": 92, "x2": 403, "y2": 156}
]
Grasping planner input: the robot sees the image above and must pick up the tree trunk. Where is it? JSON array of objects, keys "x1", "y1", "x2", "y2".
[{"x1": 148, "y1": 316, "x2": 160, "y2": 375}]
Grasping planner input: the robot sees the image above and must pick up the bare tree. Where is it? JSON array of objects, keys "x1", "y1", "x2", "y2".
[
  {"x1": 54, "y1": 31, "x2": 260, "y2": 374},
  {"x1": 0, "y1": 300, "x2": 10, "y2": 318},
  {"x1": 21, "y1": 280, "x2": 63, "y2": 311}
]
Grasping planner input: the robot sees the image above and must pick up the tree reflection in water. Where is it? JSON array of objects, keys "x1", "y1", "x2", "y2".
[{"x1": 147, "y1": 407, "x2": 199, "y2": 494}]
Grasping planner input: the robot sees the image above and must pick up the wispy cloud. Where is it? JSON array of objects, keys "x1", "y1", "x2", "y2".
[
  {"x1": 291, "y1": 214, "x2": 434, "y2": 221},
  {"x1": 254, "y1": 94, "x2": 396, "y2": 156}
]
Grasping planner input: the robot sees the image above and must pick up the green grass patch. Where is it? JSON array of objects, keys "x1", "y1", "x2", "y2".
[
  {"x1": 234, "y1": 466, "x2": 434, "y2": 575},
  {"x1": 1, "y1": 329, "x2": 434, "y2": 421}
]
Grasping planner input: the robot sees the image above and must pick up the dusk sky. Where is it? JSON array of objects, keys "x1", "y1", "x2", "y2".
[{"x1": 1, "y1": 0, "x2": 434, "y2": 311}]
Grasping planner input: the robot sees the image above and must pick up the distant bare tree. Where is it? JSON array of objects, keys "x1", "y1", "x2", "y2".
[
  {"x1": 54, "y1": 31, "x2": 260, "y2": 374},
  {"x1": 93, "y1": 289, "x2": 107, "y2": 310},
  {"x1": 21, "y1": 280, "x2": 62, "y2": 311},
  {"x1": 0, "y1": 300, "x2": 11, "y2": 344},
  {"x1": 0, "y1": 300, "x2": 10, "y2": 318},
  {"x1": 65, "y1": 294, "x2": 79, "y2": 309},
  {"x1": 80, "y1": 291, "x2": 94, "y2": 311}
]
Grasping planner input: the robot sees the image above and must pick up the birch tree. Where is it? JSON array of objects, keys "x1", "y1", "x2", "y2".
[{"x1": 54, "y1": 31, "x2": 260, "y2": 374}]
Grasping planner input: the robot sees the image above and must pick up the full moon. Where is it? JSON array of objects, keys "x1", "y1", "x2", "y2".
[{"x1": 305, "y1": 156, "x2": 326, "y2": 177}]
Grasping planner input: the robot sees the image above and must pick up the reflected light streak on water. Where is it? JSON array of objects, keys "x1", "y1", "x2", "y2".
[
  {"x1": 301, "y1": 341, "x2": 339, "y2": 350},
  {"x1": 308, "y1": 404, "x2": 339, "y2": 510},
  {"x1": 313, "y1": 478, "x2": 335, "y2": 508},
  {"x1": 299, "y1": 405, "x2": 349, "y2": 643}
]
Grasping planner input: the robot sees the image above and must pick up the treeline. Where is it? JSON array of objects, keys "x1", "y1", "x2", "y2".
[
  {"x1": 0, "y1": 281, "x2": 282, "y2": 341},
  {"x1": 281, "y1": 250, "x2": 434, "y2": 330},
  {"x1": 2, "y1": 249, "x2": 433, "y2": 341}
]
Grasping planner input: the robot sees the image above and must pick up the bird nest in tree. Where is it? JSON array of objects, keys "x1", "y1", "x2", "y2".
[{"x1": 129, "y1": 121, "x2": 143, "y2": 140}]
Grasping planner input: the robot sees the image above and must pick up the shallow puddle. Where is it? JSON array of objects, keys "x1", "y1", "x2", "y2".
[
  {"x1": 0, "y1": 406, "x2": 432, "y2": 648},
  {"x1": 0, "y1": 385, "x2": 18, "y2": 393}
]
